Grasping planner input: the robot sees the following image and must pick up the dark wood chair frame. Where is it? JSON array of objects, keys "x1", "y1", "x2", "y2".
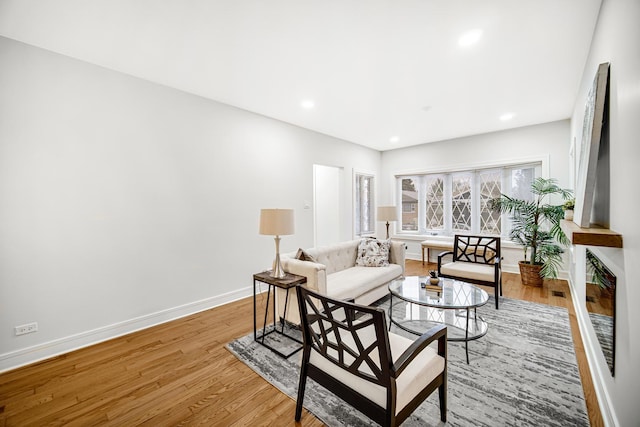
[
  {"x1": 295, "y1": 286, "x2": 447, "y2": 427},
  {"x1": 437, "y1": 234, "x2": 502, "y2": 309}
]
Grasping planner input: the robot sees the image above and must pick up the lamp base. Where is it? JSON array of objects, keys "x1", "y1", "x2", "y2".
[
  {"x1": 270, "y1": 253, "x2": 286, "y2": 279},
  {"x1": 269, "y1": 236, "x2": 286, "y2": 279}
]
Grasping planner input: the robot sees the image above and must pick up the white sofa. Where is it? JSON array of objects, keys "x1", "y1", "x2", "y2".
[{"x1": 277, "y1": 239, "x2": 405, "y2": 324}]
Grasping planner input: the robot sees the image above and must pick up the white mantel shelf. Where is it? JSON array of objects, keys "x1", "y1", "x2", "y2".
[{"x1": 560, "y1": 220, "x2": 623, "y2": 248}]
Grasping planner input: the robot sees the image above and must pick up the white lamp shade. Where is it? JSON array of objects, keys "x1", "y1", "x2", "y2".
[
  {"x1": 377, "y1": 206, "x2": 398, "y2": 222},
  {"x1": 259, "y1": 209, "x2": 295, "y2": 236}
]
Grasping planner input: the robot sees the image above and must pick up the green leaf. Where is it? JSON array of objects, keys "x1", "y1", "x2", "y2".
[{"x1": 489, "y1": 176, "x2": 572, "y2": 278}]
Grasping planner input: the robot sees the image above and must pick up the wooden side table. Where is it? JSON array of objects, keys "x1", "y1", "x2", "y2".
[{"x1": 253, "y1": 271, "x2": 306, "y2": 358}]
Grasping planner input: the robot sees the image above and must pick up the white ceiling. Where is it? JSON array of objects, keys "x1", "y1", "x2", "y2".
[{"x1": 0, "y1": 0, "x2": 602, "y2": 151}]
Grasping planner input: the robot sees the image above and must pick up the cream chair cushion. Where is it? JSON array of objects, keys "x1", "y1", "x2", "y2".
[
  {"x1": 308, "y1": 328, "x2": 445, "y2": 415},
  {"x1": 440, "y1": 261, "x2": 495, "y2": 282}
]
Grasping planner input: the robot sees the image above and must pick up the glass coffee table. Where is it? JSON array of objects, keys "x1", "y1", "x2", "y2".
[{"x1": 388, "y1": 276, "x2": 489, "y2": 364}]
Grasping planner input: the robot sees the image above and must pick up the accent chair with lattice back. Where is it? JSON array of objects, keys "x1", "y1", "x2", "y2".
[
  {"x1": 295, "y1": 286, "x2": 447, "y2": 426},
  {"x1": 437, "y1": 234, "x2": 502, "y2": 309}
]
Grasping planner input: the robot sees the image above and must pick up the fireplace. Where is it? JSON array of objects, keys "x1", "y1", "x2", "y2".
[{"x1": 585, "y1": 249, "x2": 616, "y2": 376}]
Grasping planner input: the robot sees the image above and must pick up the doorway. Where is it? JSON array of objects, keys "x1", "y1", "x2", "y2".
[{"x1": 313, "y1": 164, "x2": 342, "y2": 247}]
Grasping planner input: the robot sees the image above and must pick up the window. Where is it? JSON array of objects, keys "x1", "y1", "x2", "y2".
[
  {"x1": 397, "y1": 163, "x2": 540, "y2": 236},
  {"x1": 451, "y1": 173, "x2": 472, "y2": 232},
  {"x1": 401, "y1": 178, "x2": 418, "y2": 231},
  {"x1": 425, "y1": 176, "x2": 444, "y2": 230},
  {"x1": 479, "y1": 170, "x2": 502, "y2": 235},
  {"x1": 355, "y1": 173, "x2": 375, "y2": 236}
]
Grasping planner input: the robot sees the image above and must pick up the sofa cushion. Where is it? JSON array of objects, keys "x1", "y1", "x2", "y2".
[
  {"x1": 440, "y1": 261, "x2": 495, "y2": 282},
  {"x1": 295, "y1": 248, "x2": 316, "y2": 262},
  {"x1": 326, "y1": 264, "x2": 402, "y2": 301},
  {"x1": 356, "y1": 238, "x2": 390, "y2": 267},
  {"x1": 300, "y1": 240, "x2": 360, "y2": 275}
]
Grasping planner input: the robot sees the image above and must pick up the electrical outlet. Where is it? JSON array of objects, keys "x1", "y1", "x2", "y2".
[{"x1": 15, "y1": 322, "x2": 38, "y2": 336}]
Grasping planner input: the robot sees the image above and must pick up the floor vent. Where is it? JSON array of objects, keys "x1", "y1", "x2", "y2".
[
  {"x1": 586, "y1": 295, "x2": 596, "y2": 303},
  {"x1": 551, "y1": 291, "x2": 566, "y2": 298}
]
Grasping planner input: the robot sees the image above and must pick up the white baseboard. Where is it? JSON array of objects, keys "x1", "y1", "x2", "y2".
[{"x1": 0, "y1": 287, "x2": 253, "y2": 373}]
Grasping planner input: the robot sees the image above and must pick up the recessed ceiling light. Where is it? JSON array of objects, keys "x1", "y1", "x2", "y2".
[
  {"x1": 500, "y1": 113, "x2": 515, "y2": 121},
  {"x1": 301, "y1": 99, "x2": 315, "y2": 109},
  {"x1": 389, "y1": 136, "x2": 400, "y2": 144},
  {"x1": 458, "y1": 29, "x2": 483, "y2": 47}
]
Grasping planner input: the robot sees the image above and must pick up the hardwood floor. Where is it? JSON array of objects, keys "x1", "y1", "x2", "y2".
[{"x1": 0, "y1": 260, "x2": 602, "y2": 426}]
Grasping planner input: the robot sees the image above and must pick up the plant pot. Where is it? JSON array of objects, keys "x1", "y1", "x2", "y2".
[
  {"x1": 519, "y1": 261, "x2": 544, "y2": 287},
  {"x1": 564, "y1": 210, "x2": 574, "y2": 221}
]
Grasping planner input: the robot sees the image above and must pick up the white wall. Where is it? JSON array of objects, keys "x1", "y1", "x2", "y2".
[
  {"x1": 379, "y1": 120, "x2": 571, "y2": 272},
  {"x1": 568, "y1": 0, "x2": 640, "y2": 425},
  {"x1": 0, "y1": 37, "x2": 381, "y2": 371}
]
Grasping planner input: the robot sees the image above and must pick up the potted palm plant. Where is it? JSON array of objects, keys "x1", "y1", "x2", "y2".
[{"x1": 489, "y1": 177, "x2": 572, "y2": 286}]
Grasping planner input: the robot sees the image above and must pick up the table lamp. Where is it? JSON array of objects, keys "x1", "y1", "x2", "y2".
[
  {"x1": 377, "y1": 206, "x2": 397, "y2": 239},
  {"x1": 259, "y1": 208, "x2": 295, "y2": 278}
]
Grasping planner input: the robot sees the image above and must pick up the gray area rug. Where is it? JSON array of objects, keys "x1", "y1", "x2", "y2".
[{"x1": 226, "y1": 296, "x2": 589, "y2": 426}]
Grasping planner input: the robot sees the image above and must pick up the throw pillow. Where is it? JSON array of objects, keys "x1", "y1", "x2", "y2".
[
  {"x1": 295, "y1": 248, "x2": 316, "y2": 262},
  {"x1": 356, "y1": 238, "x2": 390, "y2": 267}
]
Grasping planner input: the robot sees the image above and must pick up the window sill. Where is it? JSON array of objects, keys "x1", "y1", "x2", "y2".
[{"x1": 392, "y1": 234, "x2": 522, "y2": 249}]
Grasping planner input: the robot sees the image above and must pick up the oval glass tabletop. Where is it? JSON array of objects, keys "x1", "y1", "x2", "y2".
[
  {"x1": 388, "y1": 276, "x2": 490, "y2": 363},
  {"x1": 389, "y1": 276, "x2": 489, "y2": 309}
]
